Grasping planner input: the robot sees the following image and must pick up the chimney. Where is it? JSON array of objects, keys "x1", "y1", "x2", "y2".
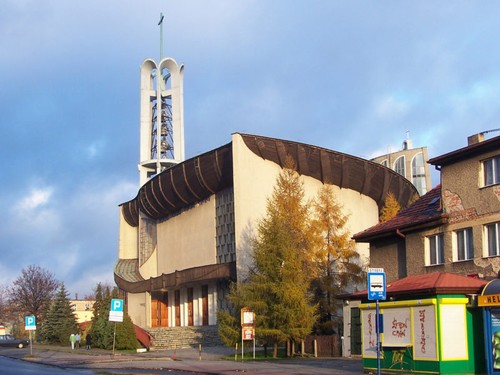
[
  {"x1": 468, "y1": 133, "x2": 485, "y2": 146},
  {"x1": 75, "y1": 293, "x2": 78, "y2": 300}
]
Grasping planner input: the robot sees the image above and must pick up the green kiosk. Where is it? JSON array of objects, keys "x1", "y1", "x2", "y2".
[{"x1": 356, "y1": 272, "x2": 487, "y2": 374}]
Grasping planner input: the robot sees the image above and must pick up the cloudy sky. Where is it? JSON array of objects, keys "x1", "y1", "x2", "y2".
[{"x1": 1, "y1": 1, "x2": 499, "y2": 298}]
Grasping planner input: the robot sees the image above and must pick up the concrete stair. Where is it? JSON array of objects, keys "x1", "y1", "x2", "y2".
[{"x1": 148, "y1": 326, "x2": 223, "y2": 350}]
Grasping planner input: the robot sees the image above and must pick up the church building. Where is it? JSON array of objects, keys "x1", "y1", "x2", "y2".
[{"x1": 114, "y1": 54, "x2": 417, "y2": 347}]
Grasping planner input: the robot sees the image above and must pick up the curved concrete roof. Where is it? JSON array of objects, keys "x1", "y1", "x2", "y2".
[
  {"x1": 117, "y1": 134, "x2": 418, "y2": 292},
  {"x1": 120, "y1": 133, "x2": 418, "y2": 228},
  {"x1": 114, "y1": 259, "x2": 236, "y2": 293}
]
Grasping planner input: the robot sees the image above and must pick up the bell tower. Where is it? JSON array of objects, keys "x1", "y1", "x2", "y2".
[{"x1": 138, "y1": 14, "x2": 185, "y2": 186}]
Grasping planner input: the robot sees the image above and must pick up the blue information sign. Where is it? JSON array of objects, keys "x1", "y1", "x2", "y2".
[
  {"x1": 367, "y1": 272, "x2": 386, "y2": 300},
  {"x1": 25, "y1": 315, "x2": 36, "y2": 330},
  {"x1": 110, "y1": 299, "x2": 124, "y2": 312},
  {"x1": 109, "y1": 299, "x2": 124, "y2": 322}
]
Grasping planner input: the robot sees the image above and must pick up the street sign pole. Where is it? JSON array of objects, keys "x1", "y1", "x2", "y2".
[
  {"x1": 108, "y1": 299, "x2": 124, "y2": 356},
  {"x1": 367, "y1": 268, "x2": 386, "y2": 375},
  {"x1": 376, "y1": 299, "x2": 381, "y2": 375},
  {"x1": 112, "y1": 322, "x2": 117, "y2": 356},
  {"x1": 24, "y1": 315, "x2": 36, "y2": 356}
]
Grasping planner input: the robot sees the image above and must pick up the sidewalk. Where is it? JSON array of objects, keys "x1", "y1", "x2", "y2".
[{"x1": 0, "y1": 344, "x2": 364, "y2": 374}]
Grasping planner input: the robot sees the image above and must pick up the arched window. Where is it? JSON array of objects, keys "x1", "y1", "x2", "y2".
[
  {"x1": 380, "y1": 159, "x2": 388, "y2": 167},
  {"x1": 412, "y1": 152, "x2": 427, "y2": 195},
  {"x1": 394, "y1": 156, "x2": 405, "y2": 177}
]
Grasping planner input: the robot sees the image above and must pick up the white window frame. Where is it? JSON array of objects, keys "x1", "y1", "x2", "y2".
[
  {"x1": 452, "y1": 228, "x2": 473, "y2": 262},
  {"x1": 394, "y1": 156, "x2": 406, "y2": 178},
  {"x1": 483, "y1": 155, "x2": 500, "y2": 187},
  {"x1": 426, "y1": 233, "x2": 444, "y2": 266},
  {"x1": 484, "y1": 222, "x2": 500, "y2": 257},
  {"x1": 411, "y1": 152, "x2": 427, "y2": 195}
]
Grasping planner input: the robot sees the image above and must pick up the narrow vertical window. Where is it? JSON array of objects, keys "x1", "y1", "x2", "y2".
[
  {"x1": 483, "y1": 156, "x2": 500, "y2": 186},
  {"x1": 455, "y1": 228, "x2": 473, "y2": 261},
  {"x1": 394, "y1": 156, "x2": 405, "y2": 177},
  {"x1": 411, "y1": 153, "x2": 427, "y2": 196},
  {"x1": 485, "y1": 222, "x2": 500, "y2": 256},
  {"x1": 427, "y1": 234, "x2": 444, "y2": 265}
]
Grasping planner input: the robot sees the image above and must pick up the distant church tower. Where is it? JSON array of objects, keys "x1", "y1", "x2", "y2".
[
  {"x1": 371, "y1": 131, "x2": 431, "y2": 196},
  {"x1": 138, "y1": 15, "x2": 185, "y2": 186}
]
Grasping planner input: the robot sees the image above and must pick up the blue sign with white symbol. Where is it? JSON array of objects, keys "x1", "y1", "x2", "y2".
[
  {"x1": 109, "y1": 299, "x2": 124, "y2": 322},
  {"x1": 25, "y1": 315, "x2": 36, "y2": 330},
  {"x1": 110, "y1": 299, "x2": 124, "y2": 312},
  {"x1": 368, "y1": 272, "x2": 386, "y2": 300}
]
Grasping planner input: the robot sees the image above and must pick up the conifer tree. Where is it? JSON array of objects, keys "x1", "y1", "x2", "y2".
[
  {"x1": 89, "y1": 284, "x2": 138, "y2": 350},
  {"x1": 379, "y1": 192, "x2": 401, "y2": 222},
  {"x1": 39, "y1": 284, "x2": 78, "y2": 344},
  {"x1": 115, "y1": 313, "x2": 139, "y2": 350},
  {"x1": 309, "y1": 185, "x2": 364, "y2": 334},
  {"x1": 90, "y1": 284, "x2": 114, "y2": 349},
  {"x1": 222, "y1": 157, "x2": 317, "y2": 357},
  {"x1": 216, "y1": 302, "x2": 240, "y2": 347}
]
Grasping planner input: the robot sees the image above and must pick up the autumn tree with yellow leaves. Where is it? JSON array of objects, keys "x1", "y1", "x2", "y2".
[
  {"x1": 221, "y1": 158, "x2": 317, "y2": 357},
  {"x1": 379, "y1": 192, "x2": 401, "y2": 222},
  {"x1": 309, "y1": 185, "x2": 364, "y2": 334},
  {"x1": 218, "y1": 157, "x2": 365, "y2": 353}
]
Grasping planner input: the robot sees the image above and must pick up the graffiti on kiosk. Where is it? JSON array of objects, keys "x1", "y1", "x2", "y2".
[
  {"x1": 418, "y1": 309, "x2": 427, "y2": 353},
  {"x1": 392, "y1": 317, "x2": 409, "y2": 338},
  {"x1": 367, "y1": 312, "x2": 376, "y2": 347}
]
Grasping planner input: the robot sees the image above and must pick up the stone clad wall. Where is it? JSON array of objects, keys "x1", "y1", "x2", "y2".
[{"x1": 148, "y1": 326, "x2": 223, "y2": 350}]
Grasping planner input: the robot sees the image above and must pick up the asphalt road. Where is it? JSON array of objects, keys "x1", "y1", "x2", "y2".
[
  {"x1": 0, "y1": 345, "x2": 364, "y2": 375},
  {"x1": 0, "y1": 355, "x2": 95, "y2": 374}
]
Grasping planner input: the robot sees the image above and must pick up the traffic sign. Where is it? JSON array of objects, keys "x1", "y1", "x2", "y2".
[
  {"x1": 109, "y1": 299, "x2": 124, "y2": 322},
  {"x1": 111, "y1": 299, "x2": 124, "y2": 312},
  {"x1": 368, "y1": 271, "x2": 386, "y2": 300},
  {"x1": 242, "y1": 327, "x2": 255, "y2": 340},
  {"x1": 25, "y1": 315, "x2": 36, "y2": 331}
]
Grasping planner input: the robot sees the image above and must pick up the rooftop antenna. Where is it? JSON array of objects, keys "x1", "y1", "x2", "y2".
[
  {"x1": 158, "y1": 13, "x2": 164, "y2": 61},
  {"x1": 481, "y1": 128, "x2": 500, "y2": 135}
]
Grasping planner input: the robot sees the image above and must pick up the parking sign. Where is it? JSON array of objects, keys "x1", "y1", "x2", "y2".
[
  {"x1": 109, "y1": 299, "x2": 124, "y2": 322},
  {"x1": 25, "y1": 315, "x2": 36, "y2": 331}
]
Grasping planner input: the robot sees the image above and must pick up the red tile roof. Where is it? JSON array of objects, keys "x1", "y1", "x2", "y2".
[
  {"x1": 350, "y1": 272, "x2": 487, "y2": 299},
  {"x1": 353, "y1": 185, "x2": 445, "y2": 242}
]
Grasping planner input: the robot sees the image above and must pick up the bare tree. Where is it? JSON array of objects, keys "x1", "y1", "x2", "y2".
[
  {"x1": 0, "y1": 284, "x2": 13, "y2": 323},
  {"x1": 8, "y1": 265, "x2": 60, "y2": 321}
]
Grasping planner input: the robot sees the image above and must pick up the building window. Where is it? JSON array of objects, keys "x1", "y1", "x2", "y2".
[
  {"x1": 411, "y1": 152, "x2": 427, "y2": 196},
  {"x1": 139, "y1": 214, "x2": 157, "y2": 266},
  {"x1": 216, "y1": 188, "x2": 235, "y2": 264},
  {"x1": 380, "y1": 159, "x2": 388, "y2": 167},
  {"x1": 394, "y1": 156, "x2": 405, "y2": 178},
  {"x1": 427, "y1": 233, "x2": 444, "y2": 265},
  {"x1": 483, "y1": 156, "x2": 500, "y2": 187},
  {"x1": 453, "y1": 228, "x2": 473, "y2": 261},
  {"x1": 485, "y1": 222, "x2": 500, "y2": 257}
]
